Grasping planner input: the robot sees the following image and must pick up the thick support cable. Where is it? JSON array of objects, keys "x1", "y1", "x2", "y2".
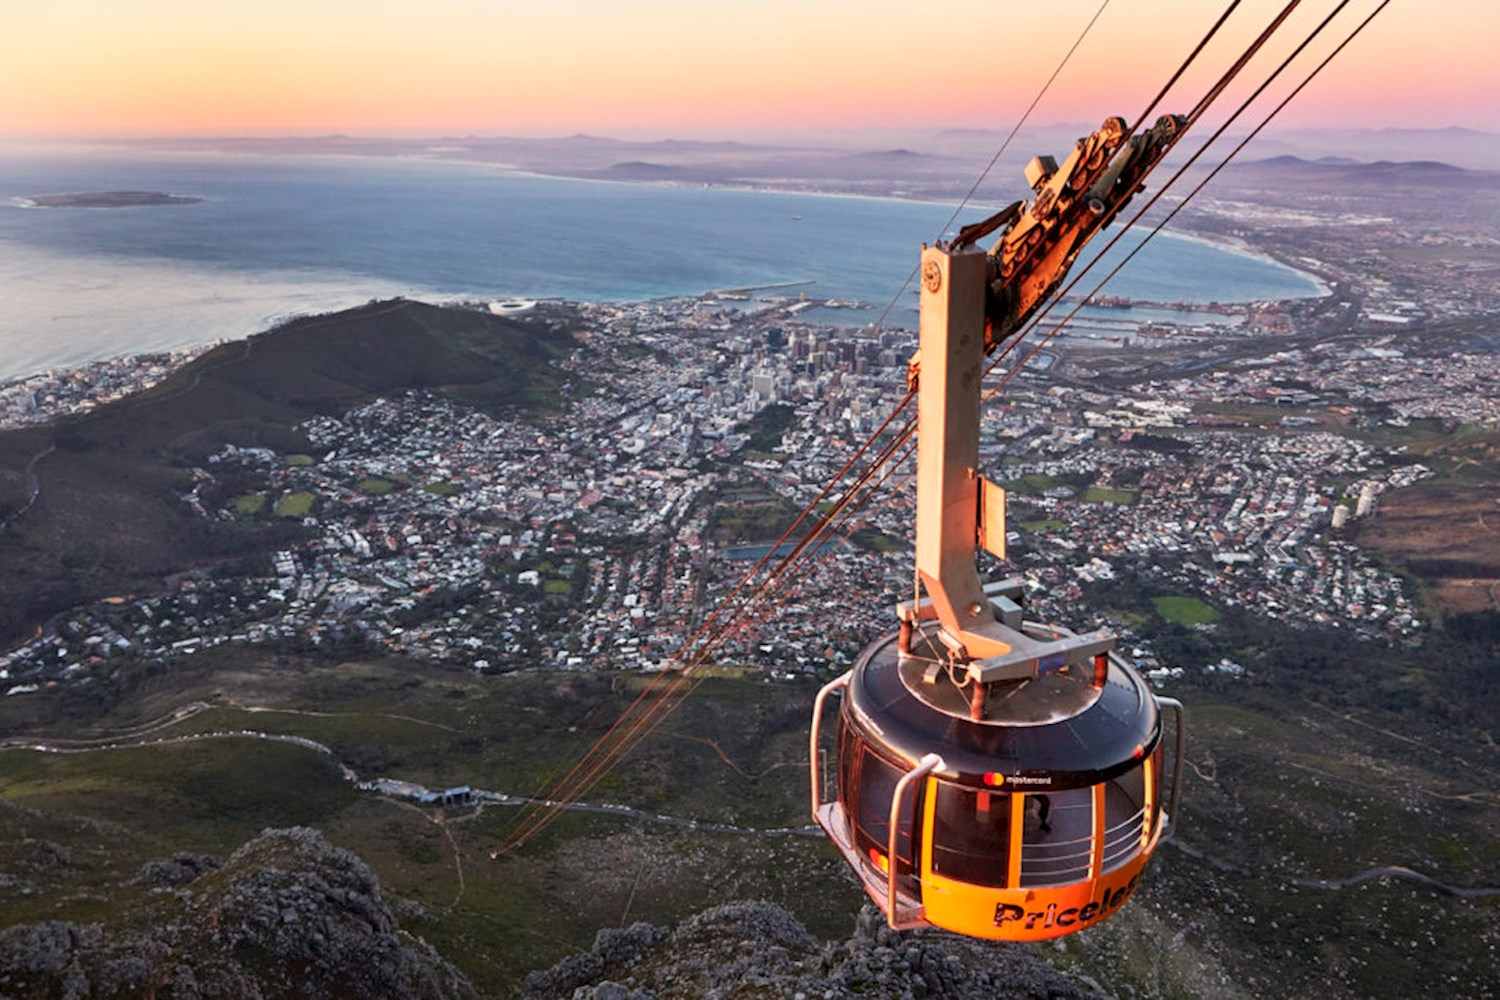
[
  {"x1": 494, "y1": 0, "x2": 1389, "y2": 856},
  {"x1": 1131, "y1": 0, "x2": 1244, "y2": 132},
  {"x1": 1187, "y1": 0, "x2": 1302, "y2": 126},
  {"x1": 988, "y1": 0, "x2": 1373, "y2": 399},
  {"x1": 864, "y1": 0, "x2": 1116, "y2": 360},
  {"x1": 937, "y1": 0, "x2": 1114, "y2": 242},
  {"x1": 972, "y1": 0, "x2": 1295, "y2": 393},
  {"x1": 498, "y1": 397, "x2": 918, "y2": 850},
  {"x1": 508, "y1": 416, "x2": 922, "y2": 849}
]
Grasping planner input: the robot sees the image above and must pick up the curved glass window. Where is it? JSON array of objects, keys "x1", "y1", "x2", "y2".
[
  {"x1": 844, "y1": 741, "x2": 920, "y2": 876},
  {"x1": 929, "y1": 781, "x2": 1010, "y2": 887},
  {"x1": 1102, "y1": 765, "x2": 1147, "y2": 874},
  {"x1": 1019, "y1": 787, "x2": 1093, "y2": 887},
  {"x1": 836, "y1": 715, "x2": 858, "y2": 814}
]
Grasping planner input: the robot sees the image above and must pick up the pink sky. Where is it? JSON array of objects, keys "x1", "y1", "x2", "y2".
[{"x1": 2, "y1": 1, "x2": 1493, "y2": 138}]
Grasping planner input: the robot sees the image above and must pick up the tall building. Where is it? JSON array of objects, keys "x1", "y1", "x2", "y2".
[{"x1": 751, "y1": 370, "x2": 776, "y2": 401}]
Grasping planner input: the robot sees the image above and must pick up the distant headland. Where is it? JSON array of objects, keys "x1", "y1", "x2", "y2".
[{"x1": 23, "y1": 190, "x2": 203, "y2": 209}]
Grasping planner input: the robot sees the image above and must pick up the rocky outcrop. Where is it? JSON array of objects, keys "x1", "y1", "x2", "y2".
[
  {"x1": 0, "y1": 827, "x2": 475, "y2": 1000},
  {"x1": 523, "y1": 900, "x2": 1108, "y2": 1000},
  {"x1": 1, "y1": 827, "x2": 1109, "y2": 999},
  {"x1": 129, "y1": 852, "x2": 222, "y2": 887}
]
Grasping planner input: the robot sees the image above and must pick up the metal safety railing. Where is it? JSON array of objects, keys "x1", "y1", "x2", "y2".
[
  {"x1": 887, "y1": 752, "x2": 944, "y2": 928},
  {"x1": 808, "y1": 671, "x2": 851, "y2": 817},
  {"x1": 1156, "y1": 696, "x2": 1186, "y2": 838}
]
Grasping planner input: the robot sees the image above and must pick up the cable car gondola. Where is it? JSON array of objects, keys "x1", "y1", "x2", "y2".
[
  {"x1": 810, "y1": 118, "x2": 1188, "y2": 941},
  {"x1": 811, "y1": 593, "x2": 1184, "y2": 941}
]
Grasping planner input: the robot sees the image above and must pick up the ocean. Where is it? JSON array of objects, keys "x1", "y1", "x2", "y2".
[{"x1": 0, "y1": 148, "x2": 1324, "y2": 381}]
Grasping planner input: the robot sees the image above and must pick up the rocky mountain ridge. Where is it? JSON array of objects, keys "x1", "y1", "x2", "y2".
[
  {"x1": 0, "y1": 822, "x2": 1109, "y2": 1000},
  {"x1": 524, "y1": 900, "x2": 1107, "y2": 1000},
  {"x1": 0, "y1": 826, "x2": 476, "y2": 1000}
]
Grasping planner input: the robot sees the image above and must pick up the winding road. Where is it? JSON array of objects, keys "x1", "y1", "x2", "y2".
[
  {"x1": 0, "y1": 702, "x2": 820, "y2": 841},
  {"x1": 4, "y1": 702, "x2": 1494, "y2": 898},
  {"x1": 0, "y1": 444, "x2": 55, "y2": 531},
  {"x1": 1289, "y1": 866, "x2": 1500, "y2": 899}
]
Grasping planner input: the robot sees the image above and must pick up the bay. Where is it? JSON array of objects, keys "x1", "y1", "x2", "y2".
[{"x1": 0, "y1": 149, "x2": 1324, "y2": 381}]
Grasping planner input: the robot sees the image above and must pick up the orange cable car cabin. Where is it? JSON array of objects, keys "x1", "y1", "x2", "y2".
[
  {"x1": 809, "y1": 117, "x2": 1188, "y2": 941},
  {"x1": 811, "y1": 603, "x2": 1184, "y2": 941}
]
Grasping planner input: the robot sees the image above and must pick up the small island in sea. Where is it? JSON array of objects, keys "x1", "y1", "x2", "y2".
[{"x1": 24, "y1": 190, "x2": 203, "y2": 209}]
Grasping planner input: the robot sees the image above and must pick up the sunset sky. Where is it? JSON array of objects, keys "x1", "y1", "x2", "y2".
[{"x1": 3, "y1": 1, "x2": 1494, "y2": 139}]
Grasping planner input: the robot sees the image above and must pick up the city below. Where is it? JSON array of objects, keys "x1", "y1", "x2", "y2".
[{"x1": 3, "y1": 168, "x2": 1496, "y2": 699}]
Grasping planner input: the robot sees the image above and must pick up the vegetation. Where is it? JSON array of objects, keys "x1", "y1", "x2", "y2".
[
  {"x1": 230, "y1": 493, "x2": 266, "y2": 516},
  {"x1": 1084, "y1": 485, "x2": 1137, "y2": 505},
  {"x1": 1001, "y1": 472, "x2": 1089, "y2": 497},
  {"x1": 2, "y1": 639, "x2": 1494, "y2": 998},
  {"x1": 1086, "y1": 566, "x2": 1497, "y2": 731},
  {"x1": 708, "y1": 488, "x2": 800, "y2": 542},
  {"x1": 274, "y1": 491, "x2": 317, "y2": 518},
  {"x1": 735, "y1": 403, "x2": 797, "y2": 454},
  {"x1": 0, "y1": 299, "x2": 578, "y2": 645},
  {"x1": 357, "y1": 476, "x2": 398, "y2": 495},
  {"x1": 851, "y1": 528, "x2": 904, "y2": 553},
  {"x1": 0, "y1": 652, "x2": 847, "y2": 996},
  {"x1": 1152, "y1": 595, "x2": 1220, "y2": 626}
]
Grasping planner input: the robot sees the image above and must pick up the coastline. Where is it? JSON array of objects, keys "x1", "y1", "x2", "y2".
[
  {"x1": 2, "y1": 140, "x2": 1329, "y2": 289},
  {"x1": 0, "y1": 149, "x2": 1327, "y2": 381},
  {"x1": 447, "y1": 162, "x2": 1330, "y2": 301},
  {"x1": 1166, "y1": 225, "x2": 1332, "y2": 299},
  {"x1": 447, "y1": 157, "x2": 1329, "y2": 298}
]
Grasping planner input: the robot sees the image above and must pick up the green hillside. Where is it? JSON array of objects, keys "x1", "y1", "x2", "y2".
[{"x1": 0, "y1": 300, "x2": 576, "y2": 644}]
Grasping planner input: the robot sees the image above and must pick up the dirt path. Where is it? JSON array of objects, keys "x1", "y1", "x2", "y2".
[{"x1": 0, "y1": 443, "x2": 55, "y2": 531}]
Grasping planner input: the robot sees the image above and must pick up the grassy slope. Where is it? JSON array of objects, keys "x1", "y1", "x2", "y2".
[
  {"x1": 2, "y1": 649, "x2": 1495, "y2": 998},
  {"x1": 1153, "y1": 595, "x2": 1221, "y2": 626},
  {"x1": 0, "y1": 300, "x2": 575, "y2": 645},
  {"x1": 0, "y1": 653, "x2": 849, "y2": 997},
  {"x1": 1355, "y1": 426, "x2": 1500, "y2": 618},
  {"x1": 1059, "y1": 687, "x2": 1499, "y2": 999}
]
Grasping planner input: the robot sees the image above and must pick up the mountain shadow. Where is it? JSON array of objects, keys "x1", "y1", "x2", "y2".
[{"x1": 0, "y1": 299, "x2": 577, "y2": 646}]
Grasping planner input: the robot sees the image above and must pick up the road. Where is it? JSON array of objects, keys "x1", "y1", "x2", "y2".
[
  {"x1": 8, "y1": 702, "x2": 1494, "y2": 895},
  {"x1": 1165, "y1": 835, "x2": 1500, "y2": 899},
  {"x1": 1, "y1": 701, "x2": 819, "y2": 840},
  {"x1": 0, "y1": 444, "x2": 55, "y2": 531}
]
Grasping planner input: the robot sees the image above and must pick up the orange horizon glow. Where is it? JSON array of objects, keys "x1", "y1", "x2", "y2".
[{"x1": 2, "y1": 1, "x2": 1495, "y2": 140}]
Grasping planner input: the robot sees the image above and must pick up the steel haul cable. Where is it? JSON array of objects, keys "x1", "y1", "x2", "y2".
[
  {"x1": 984, "y1": 0, "x2": 1379, "y2": 404},
  {"x1": 493, "y1": 0, "x2": 1129, "y2": 854},
  {"x1": 492, "y1": 0, "x2": 1379, "y2": 854},
  {"x1": 549, "y1": 425, "x2": 926, "y2": 816},
  {"x1": 497, "y1": 391, "x2": 917, "y2": 850},
  {"x1": 494, "y1": 0, "x2": 1260, "y2": 854}
]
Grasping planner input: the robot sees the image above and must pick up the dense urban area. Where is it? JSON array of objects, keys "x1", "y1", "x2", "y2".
[{"x1": 2, "y1": 174, "x2": 1496, "y2": 704}]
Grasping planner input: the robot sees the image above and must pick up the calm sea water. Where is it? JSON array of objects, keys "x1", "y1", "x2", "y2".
[{"x1": 0, "y1": 149, "x2": 1323, "y2": 381}]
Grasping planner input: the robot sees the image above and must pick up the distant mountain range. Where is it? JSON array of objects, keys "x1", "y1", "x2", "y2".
[
  {"x1": 92, "y1": 125, "x2": 1500, "y2": 201},
  {"x1": 1225, "y1": 154, "x2": 1500, "y2": 187},
  {"x1": 1248, "y1": 125, "x2": 1500, "y2": 171}
]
